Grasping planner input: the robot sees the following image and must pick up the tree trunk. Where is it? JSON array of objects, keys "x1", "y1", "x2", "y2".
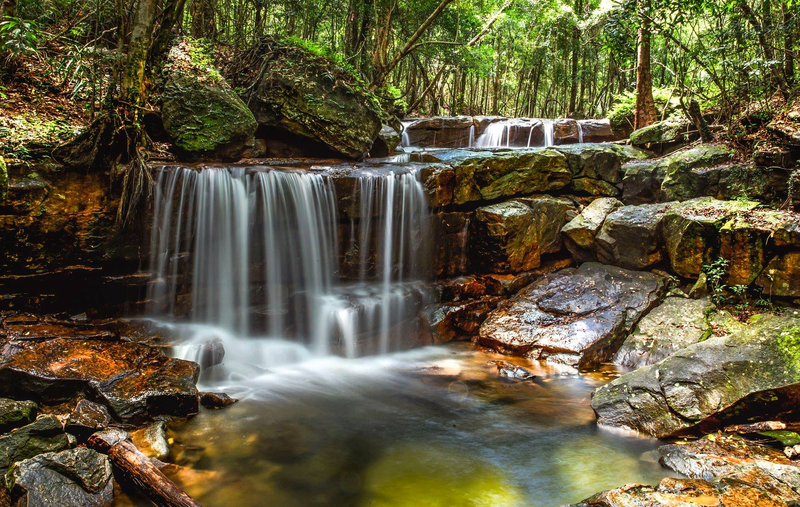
[
  {"x1": 634, "y1": 0, "x2": 657, "y2": 130},
  {"x1": 568, "y1": 0, "x2": 582, "y2": 115},
  {"x1": 190, "y1": 0, "x2": 216, "y2": 39}
]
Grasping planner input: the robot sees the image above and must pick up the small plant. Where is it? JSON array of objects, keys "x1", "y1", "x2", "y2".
[
  {"x1": 703, "y1": 257, "x2": 730, "y2": 305},
  {"x1": 0, "y1": 17, "x2": 39, "y2": 54}
]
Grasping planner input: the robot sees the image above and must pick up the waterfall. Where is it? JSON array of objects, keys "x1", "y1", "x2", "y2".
[
  {"x1": 543, "y1": 120, "x2": 555, "y2": 147},
  {"x1": 474, "y1": 122, "x2": 509, "y2": 148},
  {"x1": 577, "y1": 121, "x2": 584, "y2": 144},
  {"x1": 148, "y1": 166, "x2": 430, "y2": 359},
  {"x1": 400, "y1": 121, "x2": 413, "y2": 148},
  {"x1": 467, "y1": 125, "x2": 475, "y2": 148}
]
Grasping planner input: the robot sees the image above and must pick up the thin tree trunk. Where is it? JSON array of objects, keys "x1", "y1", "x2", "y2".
[{"x1": 634, "y1": 0, "x2": 657, "y2": 130}]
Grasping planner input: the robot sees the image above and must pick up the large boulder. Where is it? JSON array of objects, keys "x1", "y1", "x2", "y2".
[
  {"x1": 162, "y1": 39, "x2": 257, "y2": 160},
  {"x1": 662, "y1": 197, "x2": 760, "y2": 278},
  {"x1": 561, "y1": 198, "x2": 623, "y2": 263},
  {"x1": 7, "y1": 447, "x2": 114, "y2": 507},
  {"x1": 592, "y1": 312, "x2": 800, "y2": 438},
  {"x1": 555, "y1": 144, "x2": 648, "y2": 197},
  {"x1": 595, "y1": 202, "x2": 672, "y2": 270},
  {"x1": 449, "y1": 149, "x2": 571, "y2": 205},
  {"x1": 0, "y1": 415, "x2": 70, "y2": 471},
  {"x1": 577, "y1": 119, "x2": 619, "y2": 143},
  {"x1": 478, "y1": 263, "x2": 666, "y2": 368},
  {"x1": 246, "y1": 38, "x2": 383, "y2": 158},
  {"x1": 402, "y1": 117, "x2": 474, "y2": 148},
  {"x1": 614, "y1": 297, "x2": 740, "y2": 369},
  {"x1": 470, "y1": 197, "x2": 576, "y2": 273},
  {"x1": 0, "y1": 339, "x2": 199, "y2": 423}
]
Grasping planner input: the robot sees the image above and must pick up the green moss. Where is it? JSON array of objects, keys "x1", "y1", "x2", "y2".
[
  {"x1": 759, "y1": 430, "x2": 800, "y2": 445},
  {"x1": 777, "y1": 325, "x2": 800, "y2": 375}
]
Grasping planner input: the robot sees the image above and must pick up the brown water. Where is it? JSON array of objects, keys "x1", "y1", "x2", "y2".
[{"x1": 139, "y1": 343, "x2": 670, "y2": 507}]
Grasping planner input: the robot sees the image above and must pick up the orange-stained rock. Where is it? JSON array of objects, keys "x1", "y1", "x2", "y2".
[{"x1": 0, "y1": 339, "x2": 199, "y2": 423}]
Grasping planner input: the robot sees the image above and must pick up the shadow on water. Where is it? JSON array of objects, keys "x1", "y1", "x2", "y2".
[{"x1": 144, "y1": 339, "x2": 669, "y2": 507}]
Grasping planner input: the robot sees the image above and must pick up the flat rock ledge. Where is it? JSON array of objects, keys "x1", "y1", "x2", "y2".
[
  {"x1": 592, "y1": 312, "x2": 800, "y2": 438},
  {"x1": 0, "y1": 338, "x2": 199, "y2": 423},
  {"x1": 477, "y1": 262, "x2": 666, "y2": 368},
  {"x1": 572, "y1": 434, "x2": 800, "y2": 506}
]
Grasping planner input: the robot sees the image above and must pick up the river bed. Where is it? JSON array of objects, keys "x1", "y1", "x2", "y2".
[{"x1": 121, "y1": 337, "x2": 671, "y2": 507}]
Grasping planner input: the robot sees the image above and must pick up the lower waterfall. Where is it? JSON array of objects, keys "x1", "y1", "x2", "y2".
[{"x1": 148, "y1": 165, "x2": 431, "y2": 365}]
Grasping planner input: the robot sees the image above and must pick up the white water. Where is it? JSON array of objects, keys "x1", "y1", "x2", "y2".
[
  {"x1": 473, "y1": 119, "x2": 557, "y2": 149},
  {"x1": 149, "y1": 166, "x2": 430, "y2": 365}
]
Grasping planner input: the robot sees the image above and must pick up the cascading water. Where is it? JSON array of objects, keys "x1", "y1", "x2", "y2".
[
  {"x1": 148, "y1": 165, "x2": 431, "y2": 372},
  {"x1": 474, "y1": 119, "x2": 558, "y2": 149},
  {"x1": 543, "y1": 120, "x2": 555, "y2": 147}
]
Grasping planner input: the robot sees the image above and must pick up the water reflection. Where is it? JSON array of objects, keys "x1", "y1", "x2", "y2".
[{"x1": 155, "y1": 342, "x2": 668, "y2": 507}]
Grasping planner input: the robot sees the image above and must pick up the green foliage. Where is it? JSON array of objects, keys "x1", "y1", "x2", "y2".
[
  {"x1": 703, "y1": 257, "x2": 730, "y2": 305},
  {"x1": 608, "y1": 88, "x2": 682, "y2": 127},
  {"x1": 0, "y1": 17, "x2": 39, "y2": 54},
  {"x1": 184, "y1": 38, "x2": 223, "y2": 82}
]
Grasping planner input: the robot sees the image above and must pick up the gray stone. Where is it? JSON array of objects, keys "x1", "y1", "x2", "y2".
[
  {"x1": 0, "y1": 415, "x2": 70, "y2": 471},
  {"x1": 595, "y1": 202, "x2": 672, "y2": 270},
  {"x1": 478, "y1": 263, "x2": 666, "y2": 368},
  {"x1": 65, "y1": 400, "x2": 111, "y2": 438},
  {"x1": 561, "y1": 197, "x2": 623, "y2": 263},
  {"x1": 0, "y1": 398, "x2": 37, "y2": 433},
  {"x1": 7, "y1": 447, "x2": 113, "y2": 507}
]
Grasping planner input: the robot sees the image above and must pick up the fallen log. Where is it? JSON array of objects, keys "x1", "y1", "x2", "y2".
[{"x1": 88, "y1": 429, "x2": 202, "y2": 507}]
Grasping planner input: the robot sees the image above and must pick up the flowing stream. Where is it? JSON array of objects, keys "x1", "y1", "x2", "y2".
[{"x1": 144, "y1": 161, "x2": 669, "y2": 507}]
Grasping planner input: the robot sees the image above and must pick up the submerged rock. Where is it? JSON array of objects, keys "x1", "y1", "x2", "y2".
[
  {"x1": 200, "y1": 392, "x2": 238, "y2": 409},
  {"x1": 487, "y1": 360, "x2": 535, "y2": 380},
  {"x1": 592, "y1": 312, "x2": 800, "y2": 438},
  {"x1": 0, "y1": 339, "x2": 199, "y2": 422},
  {"x1": 0, "y1": 398, "x2": 37, "y2": 433},
  {"x1": 162, "y1": 39, "x2": 257, "y2": 160},
  {"x1": 7, "y1": 447, "x2": 113, "y2": 507},
  {"x1": 0, "y1": 415, "x2": 70, "y2": 471},
  {"x1": 478, "y1": 263, "x2": 666, "y2": 368}
]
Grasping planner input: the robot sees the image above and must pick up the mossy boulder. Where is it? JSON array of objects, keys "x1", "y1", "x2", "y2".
[
  {"x1": 592, "y1": 312, "x2": 800, "y2": 438},
  {"x1": 246, "y1": 38, "x2": 383, "y2": 158},
  {"x1": 662, "y1": 197, "x2": 759, "y2": 278},
  {"x1": 659, "y1": 144, "x2": 734, "y2": 201},
  {"x1": 555, "y1": 144, "x2": 649, "y2": 197},
  {"x1": 629, "y1": 120, "x2": 693, "y2": 148},
  {"x1": 162, "y1": 39, "x2": 257, "y2": 160},
  {"x1": 757, "y1": 252, "x2": 800, "y2": 297},
  {"x1": 0, "y1": 398, "x2": 37, "y2": 433},
  {"x1": 470, "y1": 197, "x2": 576, "y2": 273},
  {"x1": 449, "y1": 149, "x2": 571, "y2": 205},
  {"x1": 0, "y1": 415, "x2": 70, "y2": 471}
]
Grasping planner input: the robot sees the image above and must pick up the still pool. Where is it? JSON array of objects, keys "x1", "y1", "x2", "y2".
[{"x1": 125, "y1": 341, "x2": 670, "y2": 507}]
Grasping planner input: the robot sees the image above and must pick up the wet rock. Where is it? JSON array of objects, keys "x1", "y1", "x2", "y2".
[
  {"x1": 371, "y1": 125, "x2": 401, "y2": 157},
  {"x1": 7, "y1": 447, "x2": 113, "y2": 507},
  {"x1": 629, "y1": 120, "x2": 695, "y2": 151},
  {"x1": 162, "y1": 39, "x2": 257, "y2": 160},
  {"x1": 478, "y1": 263, "x2": 666, "y2": 368},
  {"x1": 556, "y1": 144, "x2": 649, "y2": 197},
  {"x1": 449, "y1": 149, "x2": 571, "y2": 205},
  {"x1": 659, "y1": 434, "x2": 800, "y2": 501},
  {"x1": 757, "y1": 252, "x2": 800, "y2": 297},
  {"x1": 719, "y1": 210, "x2": 783, "y2": 285},
  {"x1": 659, "y1": 144, "x2": 734, "y2": 202},
  {"x1": 662, "y1": 197, "x2": 760, "y2": 278},
  {"x1": 488, "y1": 360, "x2": 535, "y2": 380},
  {"x1": 0, "y1": 398, "x2": 37, "y2": 433},
  {"x1": 419, "y1": 164, "x2": 456, "y2": 207},
  {"x1": 246, "y1": 38, "x2": 382, "y2": 158},
  {"x1": 614, "y1": 297, "x2": 720, "y2": 369},
  {"x1": 595, "y1": 202, "x2": 672, "y2": 270},
  {"x1": 592, "y1": 312, "x2": 800, "y2": 438},
  {"x1": 0, "y1": 415, "x2": 70, "y2": 471},
  {"x1": 561, "y1": 197, "x2": 623, "y2": 263},
  {"x1": 718, "y1": 164, "x2": 792, "y2": 203},
  {"x1": 554, "y1": 119, "x2": 581, "y2": 144},
  {"x1": 200, "y1": 392, "x2": 238, "y2": 409},
  {"x1": 402, "y1": 116, "x2": 475, "y2": 148},
  {"x1": 431, "y1": 211, "x2": 471, "y2": 277},
  {"x1": 577, "y1": 119, "x2": 618, "y2": 143},
  {"x1": 471, "y1": 197, "x2": 574, "y2": 273},
  {"x1": 65, "y1": 400, "x2": 111, "y2": 438},
  {"x1": 427, "y1": 297, "x2": 504, "y2": 343},
  {"x1": 0, "y1": 339, "x2": 199, "y2": 423}
]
